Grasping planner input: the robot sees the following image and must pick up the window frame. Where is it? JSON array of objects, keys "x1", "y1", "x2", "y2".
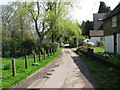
[{"x1": 112, "y1": 16, "x2": 117, "y2": 27}]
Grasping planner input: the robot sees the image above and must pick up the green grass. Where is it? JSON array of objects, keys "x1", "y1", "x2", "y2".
[
  {"x1": 76, "y1": 50, "x2": 120, "y2": 88},
  {"x1": 2, "y1": 49, "x2": 60, "y2": 88},
  {"x1": 0, "y1": 58, "x2": 2, "y2": 89},
  {"x1": 91, "y1": 47, "x2": 105, "y2": 53}
]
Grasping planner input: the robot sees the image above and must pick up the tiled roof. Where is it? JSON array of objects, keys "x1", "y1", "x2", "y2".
[{"x1": 90, "y1": 30, "x2": 104, "y2": 36}]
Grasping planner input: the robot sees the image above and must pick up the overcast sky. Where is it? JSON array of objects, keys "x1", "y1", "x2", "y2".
[
  {"x1": 70, "y1": 0, "x2": 120, "y2": 24},
  {"x1": 1, "y1": 0, "x2": 120, "y2": 24}
]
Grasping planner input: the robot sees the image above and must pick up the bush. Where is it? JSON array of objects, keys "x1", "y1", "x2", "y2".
[
  {"x1": 2, "y1": 38, "x2": 36, "y2": 58},
  {"x1": 69, "y1": 39, "x2": 77, "y2": 48},
  {"x1": 37, "y1": 42, "x2": 59, "y2": 54},
  {"x1": 96, "y1": 40, "x2": 104, "y2": 47},
  {"x1": 78, "y1": 39, "x2": 84, "y2": 46},
  {"x1": 51, "y1": 42, "x2": 58, "y2": 50},
  {"x1": 3, "y1": 63, "x2": 11, "y2": 70},
  {"x1": 79, "y1": 46, "x2": 88, "y2": 52}
]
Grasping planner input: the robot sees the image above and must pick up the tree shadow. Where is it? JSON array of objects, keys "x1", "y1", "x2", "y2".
[
  {"x1": 71, "y1": 55, "x2": 96, "y2": 88},
  {"x1": 61, "y1": 45, "x2": 70, "y2": 48}
]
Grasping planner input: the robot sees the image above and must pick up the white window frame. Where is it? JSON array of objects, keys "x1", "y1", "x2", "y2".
[{"x1": 112, "y1": 16, "x2": 117, "y2": 27}]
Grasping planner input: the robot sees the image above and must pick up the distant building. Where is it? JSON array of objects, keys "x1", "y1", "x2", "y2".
[
  {"x1": 90, "y1": 13, "x2": 106, "y2": 45},
  {"x1": 90, "y1": 30, "x2": 104, "y2": 46},
  {"x1": 93, "y1": 13, "x2": 106, "y2": 30},
  {"x1": 103, "y1": 3, "x2": 120, "y2": 54}
]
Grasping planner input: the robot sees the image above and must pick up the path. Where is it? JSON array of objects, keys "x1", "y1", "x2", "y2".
[{"x1": 12, "y1": 44, "x2": 95, "y2": 88}]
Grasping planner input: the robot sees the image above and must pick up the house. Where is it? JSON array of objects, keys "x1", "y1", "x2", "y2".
[
  {"x1": 90, "y1": 30, "x2": 104, "y2": 46},
  {"x1": 93, "y1": 13, "x2": 106, "y2": 30},
  {"x1": 90, "y1": 13, "x2": 106, "y2": 45},
  {"x1": 103, "y1": 3, "x2": 120, "y2": 54}
]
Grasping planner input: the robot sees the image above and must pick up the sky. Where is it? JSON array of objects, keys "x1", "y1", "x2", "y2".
[
  {"x1": 0, "y1": 0, "x2": 120, "y2": 24},
  {"x1": 70, "y1": 0, "x2": 120, "y2": 24}
]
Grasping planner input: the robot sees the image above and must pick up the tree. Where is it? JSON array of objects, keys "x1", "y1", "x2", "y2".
[
  {"x1": 98, "y1": 1, "x2": 111, "y2": 13},
  {"x1": 25, "y1": 1, "x2": 72, "y2": 42},
  {"x1": 2, "y1": 2, "x2": 36, "y2": 57},
  {"x1": 80, "y1": 20, "x2": 93, "y2": 36}
]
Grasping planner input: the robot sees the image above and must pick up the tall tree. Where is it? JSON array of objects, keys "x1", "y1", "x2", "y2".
[
  {"x1": 2, "y1": 2, "x2": 36, "y2": 57},
  {"x1": 98, "y1": 1, "x2": 111, "y2": 13},
  {"x1": 25, "y1": 0, "x2": 73, "y2": 42},
  {"x1": 80, "y1": 20, "x2": 93, "y2": 36}
]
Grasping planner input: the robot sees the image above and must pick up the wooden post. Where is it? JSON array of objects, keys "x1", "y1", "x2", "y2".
[
  {"x1": 34, "y1": 53, "x2": 36, "y2": 63},
  {"x1": 53, "y1": 49, "x2": 55, "y2": 54},
  {"x1": 44, "y1": 50, "x2": 46, "y2": 59},
  {"x1": 25, "y1": 55, "x2": 28, "y2": 69},
  {"x1": 39, "y1": 51, "x2": 41, "y2": 61},
  {"x1": 52, "y1": 49, "x2": 54, "y2": 54},
  {"x1": 48, "y1": 49, "x2": 50, "y2": 56},
  {"x1": 50, "y1": 48, "x2": 52, "y2": 55},
  {"x1": 12, "y1": 59, "x2": 16, "y2": 76}
]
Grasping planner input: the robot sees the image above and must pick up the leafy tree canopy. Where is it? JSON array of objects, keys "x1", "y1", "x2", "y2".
[{"x1": 98, "y1": 1, "x2": 111, "y2": 13}]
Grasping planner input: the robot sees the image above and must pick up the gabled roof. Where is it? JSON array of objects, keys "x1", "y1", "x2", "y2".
[
  {"x1": 90, "y1": 30, "x2": 104, "y2": 37},
  {"x1": 104, "y1": 3, "x2": 120, "y2": 20}
]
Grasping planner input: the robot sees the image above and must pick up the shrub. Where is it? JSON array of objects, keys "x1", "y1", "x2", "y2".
[
  {"x1": 38, "y1": 42, "x2": 59, "y2": 54},
  {"x1": 69, "y1": 39, "x2": 77, "y2": 48},
  {"x1": 96, "y1": 40, "x2": 104, "y2": 47},
  {"x1": 51, "y1": 42, "x2": 58, "y2": 50},
  {"x1": 78, "y1": 39, "x2": 84, "y2": 46},
  {"x1": 3, "y1": 63, "x2": 11, "y2": 70},
  {"x1": 79, "y1": 46, "x2": 88, "y2": 52}
]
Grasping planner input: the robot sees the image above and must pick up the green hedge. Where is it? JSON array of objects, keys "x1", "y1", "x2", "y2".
[
  {"x1": 35, "y1": 42, "x2": 59, "y2": 54},
  {"x1": 96, "y1": 40, "x2": 104, "y2": 47}
]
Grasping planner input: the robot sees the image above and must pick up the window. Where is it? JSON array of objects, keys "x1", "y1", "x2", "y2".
[
  {"x1": 112, "y1": 16, "x2": 117, "y2": 27},
  {"x1": 100, "y1": 37, "x2": 103, "y2": 40},
  {"x1": 97, "y1": 18, "x2": 103, "y2": 21}
]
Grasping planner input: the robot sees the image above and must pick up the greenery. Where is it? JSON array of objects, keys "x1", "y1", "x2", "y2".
[
  {"x1": 95, "y1": 53, "x2": 120, "y2": 65},
  {"x1": 3, "y1": 63, "x2": 11, "y2": 70},
  {"x1": 96, "y1": 40, "x2": 104, "y2": 47},
  {"x1": 91, "y1": 47, "x2": 105, "y2": 53},
  {"x1": 79, "y1": 46, "x2": 88, "y2": 52},
  {"x1": 2, "y1": 49, "x2": 60, "y2": 88},
  {"x1": 76, "y1": 50, "x2": 120, "y2": 88},
  {"x1": 98, "y1": 1, "x2": 111, "y2": 13},
  {"x1": 91, "y1": 47, "x2": 120, "y2": 65},
  {"x1": 80, "y1": 20, "x2": 93, "y2": 36},
  {"x1": 2, "y1": 1, "x2": 82, "y2": 58}
]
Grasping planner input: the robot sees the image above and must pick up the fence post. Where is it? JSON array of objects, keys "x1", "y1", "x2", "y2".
[
  {"x1": 53, "y1": 49, "x2": 55, "y2": 54},
  {"x1": 39, "y1": 51, "x2": 41, "y2": 61},
  {"x1": 34, "y1": 53, "x2": 36, "y2": 63},
  {"x1": 12, "y1": 59, "x2": 16, "y2": 76},
  {"x1": 25, "y1": 55, "x2": 28, "y2": 69},
  {"x1": 50, "y1": 48, "x2": 52, "y2": 55},
  {"x1": 48, "y1": 49, "x2": 50, "y2": 56},
  {"x1": 44, "y1": 50, "x2": 46, "y2": 59}
]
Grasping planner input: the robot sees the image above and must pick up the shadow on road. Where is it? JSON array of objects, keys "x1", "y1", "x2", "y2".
[{"x1": 71, "y1": 56, "x2": 96, "y2": 88}]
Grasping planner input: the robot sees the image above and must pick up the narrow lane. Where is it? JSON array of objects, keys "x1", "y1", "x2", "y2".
[{"x1": 13, "y1": 45, "x2": 95, "y2": 88}]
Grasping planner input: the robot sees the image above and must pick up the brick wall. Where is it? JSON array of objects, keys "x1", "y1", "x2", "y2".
[{"x1": 93, "y1": 13, "x2": 106, "y2": 30}]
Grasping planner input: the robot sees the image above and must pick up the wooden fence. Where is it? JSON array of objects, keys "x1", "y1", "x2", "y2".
[{"x1": 11, "y1": 49, "x2": 56, "y2": 76}]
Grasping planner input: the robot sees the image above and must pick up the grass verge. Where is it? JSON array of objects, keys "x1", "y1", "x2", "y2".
[
  {"x1": 76, "y1": 50, "x2": 120, "y2": 88},
  {"x1": 2, "y1": 49, "x2": 60, "y2": 88},
  {"x1": 91, "y1": 47, "x2": 104, "y2": 53}
]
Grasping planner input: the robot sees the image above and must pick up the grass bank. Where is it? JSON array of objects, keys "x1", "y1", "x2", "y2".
[
  {"x1": 91, "y1": 47, "x2": 104, "y2": 53},
  {"x1": 76, "y1": 50, "x2": 120, "y2": 88},
  {"x1": 2, "y1": 49, "x2": 60, "y2": 88}
]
